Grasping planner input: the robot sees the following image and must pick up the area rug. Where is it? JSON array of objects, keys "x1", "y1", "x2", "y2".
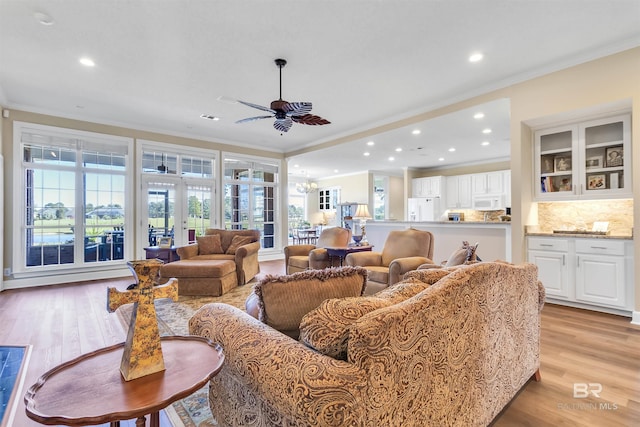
[{"x1": 116, "y1": 282, "x2": 257, "y2": 427}]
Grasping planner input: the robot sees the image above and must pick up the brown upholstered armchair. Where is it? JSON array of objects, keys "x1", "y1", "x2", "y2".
[
  {"x1": 284, "y1": 227, "x2": 351, "y2": 274},
  {"x1": 175, "y1": 228, "x2": 261, "y2": 285},
  {"x1": 345, "y1": 228, "x2": 434, "y2": 294}
]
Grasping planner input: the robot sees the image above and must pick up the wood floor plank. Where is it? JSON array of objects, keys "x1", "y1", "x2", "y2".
[{"x1": 2, "y1": 261, "x2": 639, "y2": 427}]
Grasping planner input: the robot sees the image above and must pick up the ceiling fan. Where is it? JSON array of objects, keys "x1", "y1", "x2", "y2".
[{"x1": 235, "y1": 59, "x2": 330, "y2": 133}]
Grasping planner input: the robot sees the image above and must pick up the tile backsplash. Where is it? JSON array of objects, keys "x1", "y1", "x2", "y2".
[{"x1": 535, "y1": 199, "x2": 633, "y2": 236}]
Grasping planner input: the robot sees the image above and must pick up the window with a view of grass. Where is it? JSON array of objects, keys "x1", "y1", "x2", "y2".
[
  {"x1": 223, "y1": 155, "x2": 279, "y2": 249},
  {"x1": 15, "y1": 123, "x2": 132, "y2": 272}
]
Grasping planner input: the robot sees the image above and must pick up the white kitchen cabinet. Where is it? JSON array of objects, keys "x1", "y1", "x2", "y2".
[
  {"x1": 472, "y1": 171, "x2": 503, "y2": 195},
  {"x1": 534, "y1": 113, "x2": 631, "y2": 201},
  {"x1": 575, "y1": 239, "x2": 626, "y2": 309},
  {"x1": 412, "y1": 176, "x2": 443, "y2": 198},
  {"x1": 502, "y1": 170, "x2": 511, "y2": 207},
  {"x1": 445, "y1": 175, "x2": 472, "y2": 209},
  {"x1": 527, "y1": 237, "x2": 570, "y2": 299},
  {"x1": 527, "y1": 236, "x2": 633, "y2": 313}
]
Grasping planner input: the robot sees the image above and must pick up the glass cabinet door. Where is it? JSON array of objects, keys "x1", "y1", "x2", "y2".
[
  {"x1": 534, "y1": 113, "x2": 631, "y2": 201},
  {"x1": 581, "y1": 115, "x2": 629, "y2": 195},
  {"x1": 535, "y1": 125, "x2": 578, "y2": 199}
]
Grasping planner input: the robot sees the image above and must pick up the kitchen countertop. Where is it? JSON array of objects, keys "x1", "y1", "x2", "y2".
[
  {"x1": 373, "y1": 220, "x2": 511, "y2": 226},
  {"x1": 526, "y1": 231, "x2": 633, "y2": 240}
]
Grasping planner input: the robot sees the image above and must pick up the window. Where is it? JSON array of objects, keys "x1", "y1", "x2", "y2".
[
  {"x1": 373, "y1": 175, "x2": 388, "y2": 220},
  {"x1": 223, "y1": 155, "x2": 279, "y2": 249},
  {"x1": 318, "y1": 187, "x2": 340, "y2": 211},
  {"x1": 15, "y1": 123, "x2": 132, "y2": 273},
  {"x1": 139, "y1": 143, "x2": 216, "y2": 247}
]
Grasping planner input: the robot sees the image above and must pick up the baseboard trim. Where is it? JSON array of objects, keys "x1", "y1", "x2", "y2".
[
  {"x1": 3, "y1": 266, "x2": 132, "y2": 290},
  {"x1": 631, "y1": 311, "x2": 640, "y2": 326},
  {"x1": 545, "y1": 298, "x2": 632, "y2": 319}
]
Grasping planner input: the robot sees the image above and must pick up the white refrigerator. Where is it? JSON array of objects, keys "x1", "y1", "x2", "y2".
[{"x1": 407, "y1": 197, "x2": 441, "y2": 221}]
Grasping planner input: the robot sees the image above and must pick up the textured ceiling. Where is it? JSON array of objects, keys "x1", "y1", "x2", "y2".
[{"x1": 1, "y1": 0, "x2": 639, "y2": 179}]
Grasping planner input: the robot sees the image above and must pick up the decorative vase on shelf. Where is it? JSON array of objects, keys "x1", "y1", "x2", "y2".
[{"x1": 352, "y1": 235, "x2": 363, "y2": 246}]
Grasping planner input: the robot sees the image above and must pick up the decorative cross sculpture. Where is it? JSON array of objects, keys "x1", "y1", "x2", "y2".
[{"x1": 107, "y1": 259, "x2": 178, "y2": 381}]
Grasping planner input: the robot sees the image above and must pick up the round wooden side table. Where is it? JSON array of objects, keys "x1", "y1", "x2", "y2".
[{"x1": 24, "y1": 336, "x2": 224, "y2": 427}]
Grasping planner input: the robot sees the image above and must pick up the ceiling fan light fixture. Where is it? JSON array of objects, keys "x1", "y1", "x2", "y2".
[{"x1": 235, "y1": 58, "x2": 330, "y2": 132}]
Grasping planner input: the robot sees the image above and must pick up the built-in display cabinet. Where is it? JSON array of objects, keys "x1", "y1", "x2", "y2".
[
  {"x1": 527, "y1": 236, "x2": 634, "y2": 314},
  {"x1": 534, "y1": 113, "x2": 631, "y2": 200}
]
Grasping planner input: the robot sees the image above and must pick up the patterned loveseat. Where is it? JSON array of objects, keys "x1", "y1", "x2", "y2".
[{"x1": 189, "y1": 262, "x2": 545, "y2": 427}]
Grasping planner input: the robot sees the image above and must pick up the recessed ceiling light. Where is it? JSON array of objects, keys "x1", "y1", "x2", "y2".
[
  {"x1": 395, "y1": 148, "x2": 402, "y2": 152},
  {"x1": 438, "y1": 157, "x2": 445, "y2": 162},
  {"x1": 412, "y1": 129, "x2": 421, "y2": 135},
  {"x1": 481, "y1": 141, "x2": 490, "y2": 146},
  {"x1": 367, "y1": 141, "x2": 375, "y2": 146},
  {"x1": 448, "y1": 148, "x2": 456, "y2": 152},
  {"x1": 293, "y1": 164, "x2": 299, "y2": 168},
  {"x1": 79, "y1": 57, "x2": 95, "y2": 67},
  {"x1": 474, "y1": 112, "x2": 484, "y2": 119},
  {"x1": 469, "y1": 52, "x2": 484, "y2": 63},
  {"x1": 482, "y1": 128, "x2": 492, "y2": 134},
  {"x1": 200, "y1": 114, "x2": 219, "y2": 121},
  {"x1": 334, "y1": 169, "x2": 338, "y2": 173},
  {"x1": 388, "y1": 157, "x2": 395, "y2": 161},
  {"x1": 364, "y1": 152, "x2": 370, "y2": 156},
  {"x1": 34, "y1": 11, "x2": 54, "y2": 25}
]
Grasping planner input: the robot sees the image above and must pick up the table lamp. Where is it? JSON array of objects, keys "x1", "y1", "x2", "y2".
[{"x1": 353, "y1": 204, "x2": 372, "y2": 245}]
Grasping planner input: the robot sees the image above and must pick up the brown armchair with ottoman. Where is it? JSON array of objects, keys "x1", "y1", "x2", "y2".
[
  {"x1": 160, "y1": 228, "x2": 260, "y2": 296},
  {"x1": 284, "y1": 227, "x2": 351, "y2": 274},
  {"x1": 345, "y1": 227, "x2": 435, "y2": 295}
]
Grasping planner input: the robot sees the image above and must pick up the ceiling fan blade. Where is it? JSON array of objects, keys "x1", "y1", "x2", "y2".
[
  {"x1": 274, "y1": 118, "x2": 293, "y2": 132},
  {"x1": 237, "y1": 100, "x2": 275, "y2": 113},
  {"x1": 236, "y1": 115, "x2": 273, "y2": 124},
  {"x1": 283, "y1": 102, "x2": 312, "y2": 115},
  {"x1": 291, "y1": 114, "x2": 331, "y2": 126}
]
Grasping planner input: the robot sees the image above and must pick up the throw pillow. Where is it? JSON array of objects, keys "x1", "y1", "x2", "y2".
[
  {"x1": 299, "y1": 277, "x2": 435, "y2": 360},
  {"x1": 445, "y1": 241, "x2": 478, "y2": 266},
  {"x1": 197, "y1": 234, "x2": 223, "y2": 255},
  {"x1": 252, "y1": 266, "x2": 368, "y2": 339},
  {"x1": 299, "y1": 297, "x2": 393, "y2": 360},
  {"x1": 225, "y1": 235, "x2": 254, "y2": 254}
]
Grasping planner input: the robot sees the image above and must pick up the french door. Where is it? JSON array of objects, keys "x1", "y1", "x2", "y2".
[{"x1": 142, "y1": 176, "x2": 214, "y2": 248}]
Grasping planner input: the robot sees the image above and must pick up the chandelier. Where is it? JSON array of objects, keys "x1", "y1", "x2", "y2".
[{"x1": 296, "y1": 181, "x2": 318, "y2": 194}]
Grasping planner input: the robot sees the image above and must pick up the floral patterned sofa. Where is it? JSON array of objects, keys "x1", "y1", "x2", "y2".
[{"x1": 189, "y1": 261, "x2": 545, "y2": 427}]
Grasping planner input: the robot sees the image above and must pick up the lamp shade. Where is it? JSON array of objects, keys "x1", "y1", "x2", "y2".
[{"x1": 354, "y1": 204, "x2": 371, "y2": 219}]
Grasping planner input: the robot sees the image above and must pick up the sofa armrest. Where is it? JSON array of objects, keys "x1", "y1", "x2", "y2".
[
  {"x1": 235, "y1": 240, "x2": 260, "y2": 259},
  {"x1": 345, "y1": 251, "x2": 382, "y2": 267},
  {"x1": 175, "y1": 243, "x2": 199, "y2": 260},
  {"x1": 189, "y1": 303, "x2": 367, "y2": 424},
  {"x1": 284, "y1": 244, "x2": 317, "y2": 258},
  {"x1": 388, "y1": 256, "x2": 433, "y2": 285}
]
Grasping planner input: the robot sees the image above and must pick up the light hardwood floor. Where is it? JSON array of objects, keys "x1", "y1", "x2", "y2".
[{"x1": 1, "y1": 260, "x2": 639, "y2": 427}]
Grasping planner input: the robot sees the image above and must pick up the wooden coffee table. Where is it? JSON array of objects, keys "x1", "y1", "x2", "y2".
[
  {"x1": 24, "y1": 336, "x2": 224, "y2": 427},
  {"x1": 325, "y1": 245, "x2": 373, "y2": 266}
]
